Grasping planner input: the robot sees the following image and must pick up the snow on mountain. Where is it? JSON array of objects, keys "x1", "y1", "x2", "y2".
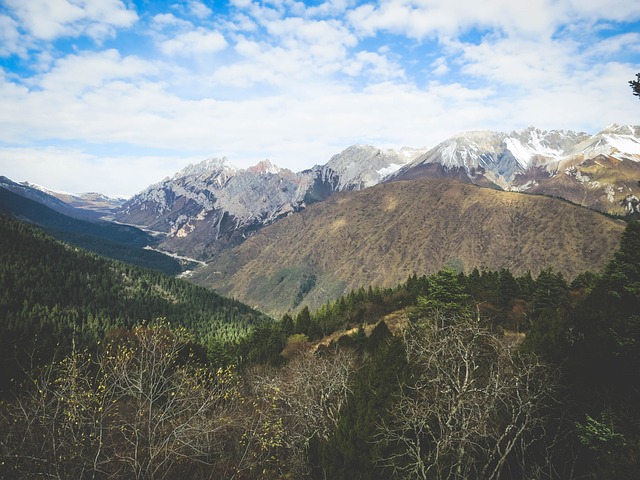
[
  {"x1": 390, "y1": 125, "x2": 640, "y2": 216},
  {"x1": 320, "y1": 145, "x2": 421, "y2": 190},
  {"x1": 114, "y1": 124, "x2": 640, "y2": 260},
  {"x1": 570, "y1": 124, "x2": 640, "y2": 160},
  {"x1": 391, "y1": 126, "x2": 640, "y2": 187}
]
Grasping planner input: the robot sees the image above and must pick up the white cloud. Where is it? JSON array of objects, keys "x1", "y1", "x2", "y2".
[
  {"x1": 347, "y1": 0, "x2": 640, "y2": 41},
  {"x1": 33, "y1": 49, "x2": 158, "y2": 94},
  {"x1": 0, "y1": 146, "x2": 184, "y2": 197},
  {"x1": 588, "y1": 32, "x2": 640, "y2": 56},
  {"x1": 454, "y1": 35, "x2": 579, "y2": 89},
  {"x1": 160, "y1": 28, "x2": 228, "y2": 56},
  {"x1": 186, "y1": 0, "x2": 213, "y2": 19},
  {"x1": 1, "y1": 0, "x2": 639, "y2": 197},
  {"x1": 348, "y1": 0, "x2": 560, "y2": 40},
  {"x1": 151, "y1": 13, "x2": 193, "y2": 30},
  {"x1": 4, "y1": 0, "x2": 138, "y2": 41},
  {"x1": 343, "y1": 51, "x2": 405, "y2": 80},
  {"x1": 565, "y1": 0, "x2": 640, "y2": 22},
  {"x1": 0, "y1": 14, "x2": 28, "y2": 57},
  {"x1": 430, "y1": 57, "x2": 449, "y2": 76}
]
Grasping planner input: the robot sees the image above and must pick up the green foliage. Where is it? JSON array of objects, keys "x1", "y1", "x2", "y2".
[
  {"x1": 3, "y1": 212, "x2": 640, "y2": 478},
  {"x1": 313, "y1": 336, "x2": 408, "y2": 479},
  {"x1": 294, "y1": 273, "x2": 317, "y2": 307},
  {"x1": 630, "y1": 72, "x2": 640, "y2": 99},
  {"x1": 0, "y1": 215, "x2": 270, "y2": 390},
  {"x1": 413, "y1": 267, "x2": 471, "y2": 319},
  {"x1": 576, "y1": 410, "x2": 626, "y2": 453}
]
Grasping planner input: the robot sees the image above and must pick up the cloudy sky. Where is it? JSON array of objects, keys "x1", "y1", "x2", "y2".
[{"x1": 0, "y1": 0, "x2": 639, "y2": 197}]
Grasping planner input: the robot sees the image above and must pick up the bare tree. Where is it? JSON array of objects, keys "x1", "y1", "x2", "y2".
[
  {"x1": 377, "y1": 314, "x2": 556, "y2": 480},
  {"x1": 100, "y1": 323, "x2": 241, "y2": 480},
  {"x1": 1, "y1": 323, "x2": 242, "y2": 480},
  {"x1": 245, "y1": 348, "x2": 358, "y2": 477}
]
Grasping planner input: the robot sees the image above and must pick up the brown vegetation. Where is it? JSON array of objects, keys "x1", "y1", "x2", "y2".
[{"x1": 191, "y1": 178, "x2": 625, "y2": 314}]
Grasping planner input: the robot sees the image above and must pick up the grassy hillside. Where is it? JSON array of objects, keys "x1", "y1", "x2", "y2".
[{"x1": 191, "y1": 178, "x2": 626, "y2": 314}]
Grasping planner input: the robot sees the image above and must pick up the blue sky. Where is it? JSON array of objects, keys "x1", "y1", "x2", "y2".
[{"x1": 0, "y1": 0, "x2": 639, "y2": 196}]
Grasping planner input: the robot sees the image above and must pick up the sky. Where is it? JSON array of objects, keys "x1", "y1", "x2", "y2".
[{"x1": 0, "y1": 0, "x2": 639, "y2": 197}]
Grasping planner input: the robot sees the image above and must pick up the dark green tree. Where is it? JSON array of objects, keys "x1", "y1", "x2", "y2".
[
  {"x1": 414, "y1": 268, "x2": 471, "y2": 319},
  {"x1": 630, "y1": 73, "x2": 640, "y2": 99}
]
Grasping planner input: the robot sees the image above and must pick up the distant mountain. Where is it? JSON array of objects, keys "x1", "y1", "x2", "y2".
[
  {"x1": 0, "y1": 186, "x2": 187, "y2": 275},
  {"x1": 389, "y1": 125, "x2": 640, "y2": 215},
  {"x1": 114, "y1": 146, "x2": 421, "y2": 260},
  {"x1": 0, "y1": 176, "x2": 125, "y2": 221},
  {"x1": 189, "y1": 178, "x2": 625, "y2": 314},
  {"x1": 27, "y1": 183, "x2": 126, "y2": 217}
]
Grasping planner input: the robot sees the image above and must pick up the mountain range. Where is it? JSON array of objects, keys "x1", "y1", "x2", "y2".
[
  {"x1": 2, "y1": 124, "x2": 639, "y2": 312},
  {"x1": 111, "y1": 124, "x2": 640, "y2": 262},
  {"x1": 113, "y1": 146, "x2": 424, "y2": 260},
  {"x1": 189, "y1": 178, "x2": 626, "y2": 313}
]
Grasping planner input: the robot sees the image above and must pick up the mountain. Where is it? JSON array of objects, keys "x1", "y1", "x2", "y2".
[
  {"x1": 114, "y1": 125, "x2": 639, "y2": 263},
  {"x1": 189, "y1": 178, "x2": 625, "y2": 314},
  {"x1": 389, "y1": 125, "x2": 640, "y2": 215},
  {"x1": 27, "y1": 183, "x2": 126, "y2": 218},
  {"x1": 0, "y1": 186, "x2": 188, "y2": 275},
  {"x1": 114, "y1": 146, "x2": 420, "y2": 260},
  {"x1": 0, "y1": 176, "x2": 124, "y2": 221}
]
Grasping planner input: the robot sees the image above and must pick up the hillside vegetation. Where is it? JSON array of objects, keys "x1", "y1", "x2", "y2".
[
  {"x1": 0, "y1": 215, "x2": 270, "y2": 390},
  {"x1": 192, "y1": 178, "x2": 625, "y2": 313},
  {"x1": 0, "y1": 187, "x2": 187, "y2": 275},
  {"x1": 2, "y1": 216, "x2": 639, "y2": 479}
]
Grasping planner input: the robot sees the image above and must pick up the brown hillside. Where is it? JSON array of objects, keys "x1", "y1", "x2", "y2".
[{"x1": 190, "y1": 178, "x2": 625, "y2": 314}]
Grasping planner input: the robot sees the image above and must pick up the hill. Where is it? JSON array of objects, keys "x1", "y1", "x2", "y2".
[
  {"x1": 0, "y1": 185, "x2": 189, "y2": 275},
  {"x1": 190, "y1": 178, "x2": 626, "y2": 314},
  {"x1": 0, "y1": 214, "x2": 270, "y2": 389}
]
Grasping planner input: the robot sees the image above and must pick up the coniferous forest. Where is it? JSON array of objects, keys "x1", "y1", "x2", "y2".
[{"x1": 1, "y1": 213, "x2": 639, "y2": 479}]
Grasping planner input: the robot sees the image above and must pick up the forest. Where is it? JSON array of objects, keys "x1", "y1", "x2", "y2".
[{"x1": 0, "y1": 213, "x2": 639, "y2": 479}]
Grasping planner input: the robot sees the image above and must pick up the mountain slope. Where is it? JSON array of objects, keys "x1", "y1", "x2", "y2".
[
  {"x1": 0, "y1": 175, "x2": 109, "y2": 221},
  {"x1": 0, "y1": 213, "x2": 270, "y2": 389},
  {"x1": 0, "y1": 186, "x2": 186, "y2": 275},
  {"x1": 190, "y1": 178, "x2": 626, "y2": 314}
]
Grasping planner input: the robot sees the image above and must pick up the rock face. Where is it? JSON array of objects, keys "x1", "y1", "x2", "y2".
[
  {"x1": 389, "y1": 125, "x2": 640, "y2": 215},
  {"x1": 114, "y1": 147, "x2": 419, "y2": 260}
]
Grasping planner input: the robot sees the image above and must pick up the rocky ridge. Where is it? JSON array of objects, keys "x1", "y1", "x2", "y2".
[
  {"x1": 115, "y1": 146, "x2": 419, "y2": 260},
  {"x1": 113, "y1": 124, "x2": 640, "y2": 261},
  {"x1": 389, "y1": 124, "x2": 640, "y2": 215}
]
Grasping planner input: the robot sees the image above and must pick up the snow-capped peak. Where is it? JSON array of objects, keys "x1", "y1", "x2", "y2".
[
  {"x1": 248, "y1": 159, "x2": 281, "y2": 175},
  {"x1": 175, "y1": 157, "x2": 237, "y2": 179},
  {"x1": 571, "y1": 125, "x2": 640, "y2": 159}
]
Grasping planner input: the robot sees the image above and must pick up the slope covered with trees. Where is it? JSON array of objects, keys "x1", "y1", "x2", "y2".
[
  {"x1": 0, "y1": 187, "x2": 187, "y2": 275},
  {"x1": 0, "y1": 215, "x2": 270, "y2": 390}
]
